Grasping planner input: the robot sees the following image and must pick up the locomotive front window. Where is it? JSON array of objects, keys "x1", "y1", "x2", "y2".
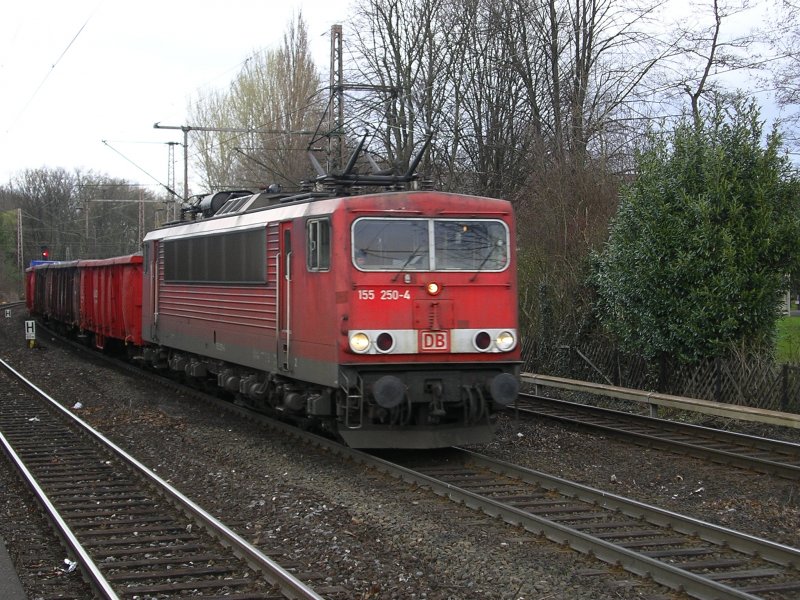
[
  {"x1": 352, "y1": 219, "x2": 430, "y2": 270},
  {"x1": 434, "y1": 220, "x2": 508, "y2": 271},
  {"x1": 352, "y1": 218, "x2": 509, "y2": 272}
]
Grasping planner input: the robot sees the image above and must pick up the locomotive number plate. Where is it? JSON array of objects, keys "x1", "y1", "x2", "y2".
[
  {"x1": 356, "y1": 288, "x2": 411, "y2": 301},
  {"x1": 419, "y1": 330, "x2": 449, "y2": 352}
]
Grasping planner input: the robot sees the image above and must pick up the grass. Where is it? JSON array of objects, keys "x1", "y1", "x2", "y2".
[{"x1": 776, "y1": 315, "x2": 800, "y2": 364}]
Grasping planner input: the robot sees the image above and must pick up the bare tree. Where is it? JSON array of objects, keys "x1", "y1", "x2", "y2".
[
  {"x1": 348, "y1": 0, "x2": 453, "y2": 175},
  {"x1": 650, "y1": 0, "x2": 766, "y2": 126},
  {"x1": 253, "y1": 16, "x2": 324, "y2": 187},
  {"x1": 13, "y1": 168, "x2": 79, "y2": 261},
  {"x1": 346, "y1": 0, "x2": 677, "y2": 197},
  {"x1": 5, "y1": 168, "x2": 154, "y2": 263},
  {"x1": 450, "y1": 0, "x2": 532, "y2": 196},
  {"x1": 191, "y1": 89, "x2": 242, "y2": 191},
  {"x1": 190, "y1": 14, "x2": 324, "y2": 191},
  {"x1": 514, "y1": 0, "x2": 670, "y2": 164},
  {"x1": 765, "y1": 0, "x2": 800, "y2": 146}
]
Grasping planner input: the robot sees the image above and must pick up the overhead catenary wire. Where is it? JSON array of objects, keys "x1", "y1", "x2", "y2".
[
  {"x1": 101, "y1": 140, "x2": 180, "y2": 199},
  {"x1": 4, "y1": 5, "x2": 97, "y2": 135},
  {"x1": 151, "y1": 25, "x2": 413, "y2": 190}
]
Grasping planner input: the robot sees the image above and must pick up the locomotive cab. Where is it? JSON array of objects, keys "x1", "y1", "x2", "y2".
[{"x1": 332, "y1": 192, "x2": 521, "y2": 448}]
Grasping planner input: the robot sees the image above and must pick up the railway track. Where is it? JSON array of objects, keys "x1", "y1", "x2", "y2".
[
  {"x1": 0, "y1": 358, "x2": 324, "y2": 600},
  {"x1": 377, "y1": 448, "x2": 800, "y2": 600},
  {"x1": 11, "y1": 313, "x2": 800, "y2": 598},
  {"x1": 513, "y1": 393, "x2": 800, "y2": 479},
  {"x1": 171, "y1": 405, "x2": 800, "y2": 599}
]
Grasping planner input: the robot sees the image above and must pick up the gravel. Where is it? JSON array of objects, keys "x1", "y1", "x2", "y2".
[{"x1": 1, "y1": 307, "x2": 798, "y2": 599}]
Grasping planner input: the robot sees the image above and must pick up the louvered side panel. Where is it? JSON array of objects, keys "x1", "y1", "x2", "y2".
[
  {"x1": 159, "y1": 285, "x2": 274, "y2": 329},
  {"x1": 157, "y1": 241, "x2": 165, "y2": 297},
  {"x1": 154, "y1": 226, "x2": 278, "y2": 330},
  {"x1": 265, "y1": 222, "x2": 280, "y2": 324}
]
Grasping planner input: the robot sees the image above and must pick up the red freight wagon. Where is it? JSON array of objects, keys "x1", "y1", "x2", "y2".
[
  {"x1": 25, "y1": 267, "x2": 34, "y2": 314},
  {"x1": 27, "y1": 261, "x2": 81, "y2": 327},
  {"x1": 79, "y1": 254, "x2": 143, "y2": 349}
]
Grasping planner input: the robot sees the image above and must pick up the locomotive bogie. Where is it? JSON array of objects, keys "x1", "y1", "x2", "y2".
[
  {"x1": 333, "y1": 363, "x2": 519, "y2": 448},
  {"x1": 152, "y1": 346, "x2": 337, "y2": 421}
]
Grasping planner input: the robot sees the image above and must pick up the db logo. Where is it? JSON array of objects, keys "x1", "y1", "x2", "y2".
[{"x1": 420, "y1": 330, "x2": 449, "y2": 352}]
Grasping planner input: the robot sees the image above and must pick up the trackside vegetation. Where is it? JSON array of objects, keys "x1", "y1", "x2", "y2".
[
  {"x1": 591, "y1": 96, "x2": 800, "y2": 364},
  {"x1": 777, "y1": 316, "x2": 800, "y2": 364}
]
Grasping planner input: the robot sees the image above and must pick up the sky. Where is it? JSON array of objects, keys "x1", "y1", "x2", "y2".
[
  {"x1": 1, "y1": 0, "x2": 792, "y2": 197},
  {"x1": 0, "y1": 0, "x2": 350, "y2": 194}
]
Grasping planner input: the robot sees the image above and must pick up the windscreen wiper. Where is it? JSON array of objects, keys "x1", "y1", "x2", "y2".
[
  {"x1": 392, "y1": 243, "x2": 425, "y2": 281},
  {"x1": 470, "y1": 244, "x2": 500, "y2": 281}
]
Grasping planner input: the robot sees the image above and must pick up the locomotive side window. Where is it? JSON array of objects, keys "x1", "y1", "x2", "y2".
[
  {"x1": 352, "y1": 218, "x2": 508, "y2": 272},
  {"x1": 306, "y1": 218, "x2": 331, "y2": 271},
  {"x1": 164, "y1": 228, "x2": 266, "y2": 283}
]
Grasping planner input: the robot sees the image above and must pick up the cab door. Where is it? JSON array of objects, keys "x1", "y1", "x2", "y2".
[
  {"x1": 141, "y1": 240, "x2": 160, "y2": 343},
  {"x1": 277, "y1": 223, "x2": 293, "y2": 372}
]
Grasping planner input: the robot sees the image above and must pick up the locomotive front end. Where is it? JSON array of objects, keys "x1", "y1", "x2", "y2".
[{"x1": 336, "y1": 193, "x2": 521, "y2": 448}]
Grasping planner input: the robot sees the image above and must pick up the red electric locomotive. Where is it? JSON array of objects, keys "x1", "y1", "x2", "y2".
[
  {"x1": 27, "y1": 144, "x2": 521, "y2": 448},
  {"x1": 139, "y1": 188, "x2": 520, "y2": 448}
]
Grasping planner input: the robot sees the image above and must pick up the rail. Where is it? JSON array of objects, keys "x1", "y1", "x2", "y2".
[
  {"x1": 521, "y1": 373, "x2": 800, "y2": 429},
  {"x1": 0, "y1": 358, "x2": 324, "y2": 600},
  {"x1": 515, "y1": 393, "x2": 800, "y2": 479}
]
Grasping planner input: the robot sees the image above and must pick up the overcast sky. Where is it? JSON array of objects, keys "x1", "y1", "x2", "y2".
[
  {"x1": 0, "y1": 0, "x2": 350, "y2": 193},
  {"x1": 2, "y1": 0, "x2": 791, "y2": 196}
]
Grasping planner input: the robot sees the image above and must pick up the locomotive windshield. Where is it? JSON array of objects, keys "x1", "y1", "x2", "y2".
[{"x1": 352, "y1": 218, "x2": 509, "y2": 272}]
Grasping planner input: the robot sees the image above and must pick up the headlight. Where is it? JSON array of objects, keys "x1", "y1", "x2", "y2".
[
  {"x1": 495, "y1": 331, "x2": 516, "y2": 351},
  {"x1": 426, "y1": 281, "x2": 442, "y2": 295},
  {"x1": 349, "y1": 332, "x2": 370, "y2": 353}
]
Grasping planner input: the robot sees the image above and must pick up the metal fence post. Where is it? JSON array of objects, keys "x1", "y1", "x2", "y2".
[{"x1": 782, "y1": 364, "x2": 788, "y2": 412}]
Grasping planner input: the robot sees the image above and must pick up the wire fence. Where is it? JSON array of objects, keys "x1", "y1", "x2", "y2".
[{"x1": 521, "y1": 337, "x2": 800, "y2": 415}]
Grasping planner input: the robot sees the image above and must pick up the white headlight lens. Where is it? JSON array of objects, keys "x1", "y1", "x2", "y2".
[
  {"x1": 349, "y1": 332, "x2": 370, "y2": 353},
  {"x1": 495, "y1": 331, "x2": 515, "y2": 351},
  {"x1": 426, "y1": 281, "x2": 441, "y2": 295}
]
